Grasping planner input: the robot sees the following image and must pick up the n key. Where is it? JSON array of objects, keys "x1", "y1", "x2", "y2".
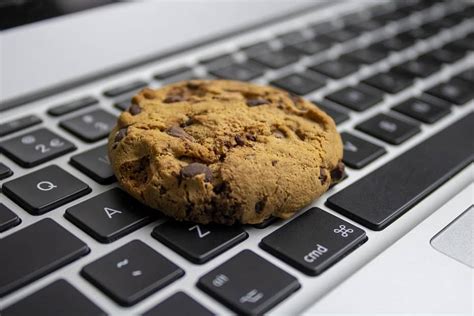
[
  {"x1": 0, "y1": 128, "x2": 76, "y2": 167},
  {"x1": 152, "y1": 221, "x2": 248, "y2": 263},
  {"x1": 3, "y1": 165, "x2": 91, "y2": 215},
  {"x1": 65, "y1": 188, "x2": 154, "y2": 243}
]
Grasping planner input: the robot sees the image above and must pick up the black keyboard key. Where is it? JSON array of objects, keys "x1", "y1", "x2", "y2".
[
  {"x1": 81, "y1": 240, "x2": 184, "y2": 306},
  {"x1": 291, "y1": 37, "x2": 331, "y2": 55},
  {"x1": 327, "y1": 113, "x2": 473, "y2": 230},
  {"x1": 0, "y1": 115, "x2": 42, "y2": 137},
  {"x1": 152, "y1": 221, "x2": 248, "y2": 264},
  {"x1": 325, "y1": 85, "x2": 383, "y2": 111},
  {"x1": 0, "y1": 219, "x2": 89, "y2": 296},
  {"x1": 271, "y1": 72, "x2": 324, "y2": 95},
  {"x1": 341, "y1": 132, "x2": 386, "y2": 169},
  {"x1": 200, "y1": 54, "x2": 234, "y2": 69},
  {"x1": 356, "y1": 113, "x2": 420, "y2": 145},
  {"x1": 70, "y1": 145, "x2": 116, "y2": 184},
  {"x1": 277, "y1": 30, "x2": 306, "y2": 45},
  {"x1": 260, "y1": 208, "x2": 367, "y2": 276},
  {"x1": 65, "y1": 188, "x2": 153, "y2": 243},
  {"x1": 197, "y1": 250, "x2": 300, "y2": 315},
  {"x1": 449, "y1": 37, "x2": 474, "y2": 52},
  {"x1": 0, "y1": 128, "x2": 76, "y2": 167},
  {"x1": 422, "y1": 46, "x2": 465, "y2": 64},
  {"x1": 376, "y1": 34, "x2": 415, "y2": 51},
  {"x1": 0, "y1": 162, "x2": 13, "y2": 180},
  {"x1": 154, "y1": 66, "x2": 193, "y2": 81},
  {"x1": 3, "y1": 165, "x2": 91, "y2": 215},
  {"x1": 47, "y1": 96, "x2": 98, "y2": 116},
  {"x1": 103, "y1": 80, "x2": 147, "y2": 98},
  {"x1": 392, "y1": 96, "x2": 451, "y2": 123},
  {"x1": 60, "y1": 109, "x2": 117, "y2": 142},
  {"x1": 209, "y1": 61, "x2": 265, "y2": 81},
  {"x1": 309, "y1": 21, "x2": 336, "y2": 34},
  {"x1": 241, "y1": 41, "x2": 273, "y2": 57},
  {"x1": 310, "y1": 59, "x2": 359, "y2": 79},
  {"x1": 350, "y1": 19, "x2": 384, "y2": 33},
  {"x1": 114, "y1": 99, "x2": 132, "y2": 111},
  {"x1": 314, "y1": 101, "x2": 350, "y2": 125},
  {"x1": 342, "y1": 47, "x2": 387, "y2": 64},
  {"x1": 426, "y1": 78, "x2": 474, "y2": 105},
  {"x1": 404, "y1": 25, "x2": 438, "y2": 40},
  {"x1": 457, "y1": 68, "x2": 474, "y2": 83},
  {"x1": 251, "y1": 47, "x2": 301, "y2": 69},
  {"x1": 392, "y1": 57, "x2": 440, "y2": 78},
  {"x1": 0, "y1": 203, "x2": 20, "y2": 232},
  {"x1": 321, "y1": 28, "x2": 358, "y2": 42},
  {"x1": 363, "y1": 72, "x2": 414, "y2": 94},
  {"x1": 3, "y1": 279, "x2": 105, "y2": 316},
  {"x1": 143, "y1": 292, "x2": 214, "y2": 316}
]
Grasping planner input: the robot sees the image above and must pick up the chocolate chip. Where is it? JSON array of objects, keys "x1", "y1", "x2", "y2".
[
  {"x1": 181, "y1": 163, "x2": 212, "y2": 182},
  {"x1": 246, "y1": 133, "x2": 257, "y2": 141},
  {"x1": 235, "y1": 135, "x2": 245, "y2": 146},
  {"x1": 114, "y1": 127, "x2": 128, "y2": 142},
  {"x1": 166, "y1": 126, "x2": 194, "y2": 141},
  {"x1": 255, "y1": 197, "x2": 267, "y2": 213},
  {"x1": 186, "y1": 82, "x2": 201, "y2": 90},
  {"x1": 330, "y1": 161, "x2": 345, "y2": 182},
  {"x1": 128, "y1": 104, "x2": 141, "y2": 115},
  {"x1": 319, "y1": 168, "x2": 328, "y2": 184},
  {"x1": 272, "y1": 160, "x2": 278, "y2": 166},
  {"x1": 163, "y1": 95, "x2": 185, "y2": 103},
  {"x1": 246, "y1": 98, "x2": 270, "y2": 107},
  {"x1": 213, "y1": 182, "x2": 227, "y2": 194}
]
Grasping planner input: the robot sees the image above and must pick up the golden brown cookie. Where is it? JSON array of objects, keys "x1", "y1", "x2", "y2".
[{"x1": 108, "y1": 80, "x2": 343, "y2": 224}]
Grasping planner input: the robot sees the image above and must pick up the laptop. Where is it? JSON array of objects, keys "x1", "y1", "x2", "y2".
[{"x1": 1, "y1": 0, "x2": 472, "y2": 314}]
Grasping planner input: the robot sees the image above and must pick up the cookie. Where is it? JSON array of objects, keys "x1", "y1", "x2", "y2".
[{"x1": 108, "y1": 80, "x2": 343, "y2": 224}]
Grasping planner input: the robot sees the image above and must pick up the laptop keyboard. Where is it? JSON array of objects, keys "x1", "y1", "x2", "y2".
[{"x1": 1, "y1": 0, "x2": 473, "y2": 314}]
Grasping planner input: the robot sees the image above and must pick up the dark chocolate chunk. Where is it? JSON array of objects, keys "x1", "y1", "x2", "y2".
[
  {"x1": 186, "y1": 82, "x2": 202, "y2": 90},
  {"x1": 114, "y1": 127, "x2": 128, "y2": 142},
  {"x1": 246, "y1": 134, "x2": 257, "y2": 141},
  {"x1": 128, "y1": 104, "x2": 141, "y2": 115},
  {"x1": 330, "y1": 161, "x2": 345, "y2": 182},
  {"x1": 272, "y1": 160, "x2": 278, "y2": 166},
  {"x1": 255, "y1": 197, "x2": 267, "y2": 213},
  {"x1": 164, "y1": 95, "x2": 185, "y2": 103},
  {"x1": 181, "y1": 163, "x2": 212, "y2": 182},
  {"x1": 166, "y1": 126, "x2": 194, "y2": 141},
  {"x1": 319, "y1": 168, "x2": 328, "y2": 184},
  {"x1": 235, "y1": 135, "x2": 245, "y2": 146},
  {"x1": 246, "y1": 98, "x2": 270, "y2": 107}
]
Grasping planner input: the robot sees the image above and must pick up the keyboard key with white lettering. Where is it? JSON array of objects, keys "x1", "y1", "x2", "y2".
[
  {"x1": 70, "y1": 145, "x2": 116, "y2": 184},
  {"x1": 356, "y1": 113, "x2": 420, "y2": 144},
  {"x1": 341, "y1": 132, "x2": 386, "y2": 169}
]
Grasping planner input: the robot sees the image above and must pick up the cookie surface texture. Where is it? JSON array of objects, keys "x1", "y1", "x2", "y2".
[{"x1": 108, "y1": 80, "x2": 343, "y2": 224}]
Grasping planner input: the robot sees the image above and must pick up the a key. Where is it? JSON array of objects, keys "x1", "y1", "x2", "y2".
[
  {"x1": 154, "y1": 66, "x2": 194, "y2": 81},
  {"x1": 422, "y1": 46, "x2": 465, "y2": 64},
  {"x1": 363, "y1": 72, "x2": 414, "y2": 94},
  {"x1": 449, "y1": 37, "x2": 474, "y2": 52},
  {"x1": 200, "y1": 54, "x2": 234, "y2": 70},
  {"x1": 270, "y1": 73, "x2": 324, "y2": 95},
  {"x1": 0, "y1": 203, "x2": 20, "y2": 233},
  {"x1": 241, "y1": 42, "x2": 273, "y2": 57},
  {"x1": 65, "y1": 188, "x2": 154, "y2": 243},
  {"x1": 309, "y1": 21, "x2": 337, "y2": 34},
  {"x1": 350, "y1": 20, "x2": 383, "y2": 33},
  {"x1": 70, "y1": 145, "x2": 116, "y2": 184},
  {"x1": 321, "y1": 28, "x2": 358, "y2": 42},
  {"x1": 0, "y1": 219, "x2": 89, "y2": 296},
  {"x1": 152, "y1": 221, "x2": 248, "y2": 264},
  {"x1": 0, "y1": 128, "x2": 76, "y2": 167},
  {"x1": 392, "y1": 57, "x2": 440, "y2": 78},
  {"x1": 376, "y1": 34, "x2": 415, "y2": 51},
  {"x1": 0, "y1": 115, "x2": 42, "y2": 137},
  {"x1": 260, "y1": 208, "x2": 367, "y2": 276},
  {"x1": 392, "y1": 96, "x2": 451, "y2": 124},
  {"x1": 457, "y1": 68, "x2": 474, "y2": 83},
  {"x1": 142, "y1": 292, "x2": 214, "y2": 316},
  {"x1": 426, "y1": 78, "x2": 473, "y2": 105},
  {"x1": 314, "y1": 101, "x2": 350, "y2": 125},
  {"x1": 250, "y1": 47, "x2": 301, "y2": 69},
  {"x1": 60, "y1": 109, "x2": 117, "y2": 142},
  {"x1": 291, "y1": 37, "x2": 331, "y2": 55},
  {"x1": 356, "y1": 113, "x2": 420, "y2": 145},
  {"x1": 277, "y1": 30, "x2": 306, "y2": 45},
  {"x1": 325, "y1": 85, "x2": 384, "y2": 112},
  {"x1": 47, "y1": 96, "x2": 98, "y2": 116},
  {"x1": 103, "y1": 80, "x2": 147, "y2": 98},
  {"x1": 340, "y1": 132, "x2": 386, "y2": 169},
  {"x1": 2, "y1": 279, "x2": 105, "y2": 316},
  {"x1": 310, "y1": 59, "x2": 359, "y2": 79},
  {"x1": 327, "y1": 113, "x2": 473, "y2": 230},
  {"x1": 3, "y1": 165, "x2": 91, "y2": 215},
  {"x1": 81, "y1": 240, "x2": 184, "y2": 306},
  {"x1": 209, "y1": 61, "x2": 265, "y2": 81},
  {"x1": 0, "y1": 162, "x2": 13, "y2": 180},
  {"x1": 114, "y1": 99, "x2": 132, "y2": 111},
  {"x1": 404, "y1": 25, "x2": 438, "y2": 40},
  {"x1": 197, "y1": 250, "x2": 300, "y2": 315},
  {"x1": 342, "y1": 47, "x2": 387, "y2": 64}
]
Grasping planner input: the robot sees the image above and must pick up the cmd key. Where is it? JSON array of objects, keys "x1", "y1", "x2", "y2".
[
  {"x1": 197, "y1": 250, "x2": 300, "y2": 315},
  {"x1": 0, "y1": 219, "x2": 89, "y2": 297},
  {"x1": 260, "y1": 208, "x2": 367, "y2": 276},
  {"x1": 3, "y1": 279, "x2": 105, "y2": 316},
  {"x1": 3, "y1": 165, "x2": 91, "y2": 215},
  {"x1": 81, "y1": 240, "x2": 184, "y2": 306},
  {"x1": 327, "y1": 113, "x2": 474, "y2": 230}
]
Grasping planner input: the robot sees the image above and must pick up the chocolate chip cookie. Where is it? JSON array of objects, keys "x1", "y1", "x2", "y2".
[{"x1": 108, "y1": 80, "x2": 343, "y2": 224}]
